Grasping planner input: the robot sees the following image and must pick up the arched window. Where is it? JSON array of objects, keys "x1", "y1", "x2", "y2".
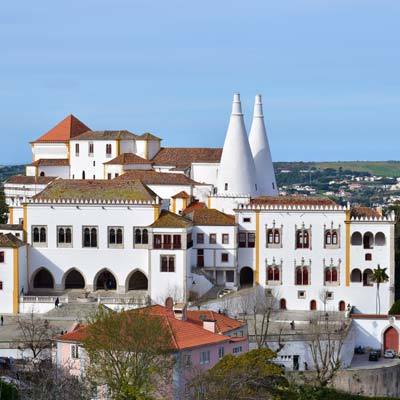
[
  {"x1": 296, "y1": 229, "x2": 310, "y2": 249},
  {"x1": 91, "y1": 228, "x2": 97, "y2": 247},
  {"x1": 273, "y1": 267, "x2": 280, "y2": 281},
  {"x1": 280, "y1": 298, "x2": 286, "y2": 310},
  {"x1": 363, "y1": 269, "x2": 373, "y2": 286},
  {"x1": 332, "y1": 231, "x2": 338, "y2": 245},
  {"x1": 350, "y1": 268, "x2": 362, "y2": 282},
  {"x1": 267, "y1": 267, "x2": 274, "y2": 281},
  {"x1": 303, "y1": 268, "x2": 309, "y2": 285},
  {"x1": 331, "y1": 267, "x2": 338, "y2": 282},
  {"x1": 296, "y1": 267, "x2": 302, "y2": 285},
  {"x1": 135, "y1": 229, "x2": 142, "y2": 244},
  {"x1": 363, "y1": 232, "x2": 374, "y2": 249},
  {"x1": 142, "y1": 229, "x2": 148, "y2": 244},
  {"x1": 325, "y1": 231, "x2": 332, "y2": 245},
  {"x1": 33, "y1": 227, "x2": 39, "y2": 242},
  {"x1": 351, "y1": 232, "x2": 362, "y2": 245},
  {"x1": 84, "y1": 228, "x2": 91, "y2": 247},
  {"x1": 274, "y1": 231, "x2": 280, "y2": 244},
  {"x1": 339, "y1": 300, "x2": 346, "y2": 311},
  {"x1": 116, "y1": 229, "x2": 123, "y2": 244},
  {"x1": 66, "y1": 228, "x2": 72, "y2": 243},
  {"x1": 109, "y1": 228, "x2": 116, "y2": 244},
  {"x1": 325, "y1": 268, "x2": 332, "y2": 282},
  {"x1": 40, "y1": 227, "x2": 46, "y2": 243},
  {"x1": 375, "y1": 232, "x2": 386, "y2": 246},
  {"x1": 296, "y1": 267, "x2": 309, "y2": 285},
  {"x1": 40, "y1": 171, "x2": 45, "y2": 177},
  {"x1": 310, "y1": 300, "x2": 317, "y2": 310},
  {"x1": 58, "y1": 228, "x2": 65, "y2": 244},
  {"x1": 268, "y1": 230, "x2": 273, "y2": 244}
]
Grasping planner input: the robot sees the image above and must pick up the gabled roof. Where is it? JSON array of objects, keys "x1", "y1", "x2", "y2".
[
  {"x1": 33, "y1": 115, "x2": 90, "y2": 143},
  {"x1": 104, "y1": 153, "x2": 152, "y2": 165},
  {"x1": 33, "y1": 179, "x2": 157, "y2": 202},
  {"x1": 151, "y1": 147, "x2": 222, "y2": 168},
  {"x1": 30, "y1": 159, "x2": 70, "y2": 167},
  {"x1": 73, "y1": 130, "x2": 137, "y2": 141},
  {"x1": 138, "y1": 132, "x2": 161, "y2": 141},
  {"x1": 250, "y1": 196, "x2": 337, "y2": 207},
  {"x1": 5, "y1": 175, "x2": 56, "y2": 185},
  {"x1": 171, "y1": 191, "x2": 190, "y2": 199},
  {"x1": 182, "y1": 201, "x2": 207, "y2": 214},
  {"x1": 115, "y1": 170, "x2": 201, "y2": 186},
  {"x1": 186, "y1": 310, "x2": 246, "y2": 334},
  {"x1": 0, "y1": 233, "x2": 25, "y2": 248},
  {"x1": 150, "y1": 210, "x2": 193, "y2": 228},
  {"x1": 183, "y1": 208, "x2": 236, "y2": 226}
]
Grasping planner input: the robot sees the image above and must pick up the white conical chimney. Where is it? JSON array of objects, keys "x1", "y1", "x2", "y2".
[
  {"x1": 249, "y1": 94, "x2": 278, "y2": 196},
  {"x1": 217, "y1": 93, "x2": 257, "y2": 196}
]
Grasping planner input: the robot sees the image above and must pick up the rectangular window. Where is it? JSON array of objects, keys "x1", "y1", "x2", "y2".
[
  {"x1": 32, "y1": 226, "x2": 47, "y2": 247},
  {"x1": 238, "y1": 232, "x2": 247, "y2": 247},
  {"x1": 243, "y1": 217, "x2": 251, "y2": 223},
  {"x1": 173, "y1": 235, "x2": 181, "y2": 249},
  {"x1": 187, "y1": 233, "x2": 193, "y2": 248},
  {"x1": 160, "y1": 256, "x2": 175, "y2": 272},
  {"x1": 153, "y1": 234, "x2": 162, "y2": 249},
  {"x1": 71, "y1": 344, "x2": 79, "y2": 359},
  {"x1": 106, "y1": 144, "x2": 112, "y2": 156},
  {"x1": 183, "y1": 353, "x2": 192, "y2": 366},
  {"x1": 233, "y1": 346, "x2": 242, "y2": 354},
  {"x1": 107, "y1": 173, "x2": 112, "y2": 180},
  {"x1": 134, "y1": 228, "x2": 149, "y2": 246},
  {"x1": 163, "y1": 235, "x2": 172, "y2": 249},
  {"x1": 296, "y1": 229, "x2": 310, "y2": 249},
  {"x1": 0, "y1": 281, "x2": 3, "y2": 290},
  {"x1": 266, "y1": 229, "x2": 281, "y2": 247},
  {"x1": 226, "y1": 271, "x2": 234, "y2": 282},
  {"x1": 221, "y1": 253, "x2": 229, "y2": 262},
  {"x1": 209, "y1": 233, "x2": 216, "y2": 244},
  {"x1": 82, "y1": 226, "x2": 98, "y2": 248},
  {"x1": 248, "y1": 233, "x2": 255, "y2": 248},
  {"x1": 218, "y1": 347, "x2": 225, "y2": 359},
  {"x1": 222, "y1": 234, "x2": 229, "y2": 244},
  {"x1": 75, "y1": 143, "x2": 79, "y2": 156},
  {"x1": 108, "y1": 226, "x2": 124, "y2": 248},
  {"x1": 200, "y1": 350, "x2": 210, "y2": 365},
  {"x1": 0, "y1": 252, "x2": 4, "y2": 263},
  {"x1": 197, "y1": 249, "x2": 204, "y2": 267},
  {"x1": 57, "y1": 226, "x2": 73, "y2": 248},
  {"x1": 197, "y1": 233, "x2": 204, "y2": 244},
  {"x1": 365, "y1": 253, "x2": 372, "y2": 261},
  {"x1": 89, "y1": 142, "x2": 94, "y2": 155}
]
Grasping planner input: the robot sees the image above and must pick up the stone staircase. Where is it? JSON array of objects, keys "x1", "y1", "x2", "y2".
[{"x1": 43, "y1": 302, "x2": 101, "y2": 321}]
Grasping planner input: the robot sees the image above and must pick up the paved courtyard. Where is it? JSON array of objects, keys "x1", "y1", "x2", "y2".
[{"x1": 349, "y1": 353, "x2": 400, "y2": 370}]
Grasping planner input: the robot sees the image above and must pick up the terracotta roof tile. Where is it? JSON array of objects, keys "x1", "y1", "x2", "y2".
[
  {"x1": 58, "y1": 325, "x2": 88, "y2": 342},
  {"x1": 186, "y1": 310, "x2": 246, "y2": 334},
  {"x1": 138, "y1": 132, "x2": 161, "y2": 141},
  {"x1": 33, "y1": 179, "x2": 157, "y2": 202},
  {"x1": 73, "y1": 130, "x2": 137, "y2": 141},
  {"x1": 182, "y1": 201, "x2": 206, "y2": 214},
  {"x1": 151, "y1": 147, "x2": 222, "y2": 169},
  {"x1": 104, "y1": 153, "x2": 152, "y2": 165},
  {"x1": 150, "y1": 210, "x2": 193, "y2": 228},
  {"x1": 5, "y1": 175, "x2": 56, "y2": 185},
  {"x1": 250, "y1": 195, "x2": 337, "y2": 207},
  {"x1": 171, "y1": 191, "x2": 190, "y2": 199},
  {"x1": 30, "y1": 159, "x2": 69, "y2": 167},
  {"x1": 116, "y1": 170, "x2": 201, "y2": 186},
  {"x1": 183, "y1": 208, "x2": 236, "y2": 226},
  {"x1": 351, "y1": 206, "x2": 382, "y2": 219},
  {"x1": 0, "y1": 233, "x2": 25, "y2": 248},
  {"x1": 34, "y1": 115, "x2": 90, "y2": 143}
]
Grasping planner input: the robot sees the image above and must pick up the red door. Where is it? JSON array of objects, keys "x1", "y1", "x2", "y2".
[{"x1": 384, "y1": 327, "x2": 399, "y2": 351}]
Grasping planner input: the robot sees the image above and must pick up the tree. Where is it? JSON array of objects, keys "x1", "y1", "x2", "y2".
[
  {"x1": 306, "y1": 315, "x2": 348, "y2": 387},
  {"x1": 0, "y1": 188, "x2": 8, "y2": 224},
  {"x1": 188, "y1": 348, "x2": 288, "y2": 400},
  {"x1": 372, "y1": 265, "x2": 389, "y2": 314},
  {"x1": 15, "y1": 312, "x2": 59, "y2": 361},
  {"x1": 83, "y1": 307, "x2": 175, "y2": 400},
  {"x1": 319, "y1": 288, "x2": 330, "y2": 313}
]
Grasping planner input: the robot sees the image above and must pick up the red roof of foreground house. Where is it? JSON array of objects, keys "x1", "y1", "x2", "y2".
[
  {"x1": 33, "y1": 115, "x2": 91, "y2": 143},
  {"x1": 186, "y1": 310, "x2": 246, "y2": 334},
  {"x1": 57, "y1": 305, "x2": 247, "y2": 351}
]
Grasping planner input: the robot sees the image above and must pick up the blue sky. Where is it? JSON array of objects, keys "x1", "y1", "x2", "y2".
[{"x1": 1, "y1": 0, "x2": 399, "y2": 164}]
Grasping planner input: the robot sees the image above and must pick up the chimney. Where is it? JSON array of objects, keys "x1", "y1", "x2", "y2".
[
  {"x1": 202, "y1": 319, "x2": 217, "y2": 333},
  {"x1": 173, "y1": 303, "x2": 187, "y2": 321}
]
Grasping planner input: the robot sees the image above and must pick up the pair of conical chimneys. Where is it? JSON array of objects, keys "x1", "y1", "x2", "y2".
[{"x1": 217, "y1": 93, "x2": 278, "y2": 197}]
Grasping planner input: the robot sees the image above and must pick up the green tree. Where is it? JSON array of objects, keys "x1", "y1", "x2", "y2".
[
  {"x1": 188, "y1": 348, "x2": 288, "y2": 400},
  {"x1": 83, "y1": 307, "x2": 174, "y2": 400},
  {"x1": 372, "y1": 265, "x2": 389, "y2": 314}
]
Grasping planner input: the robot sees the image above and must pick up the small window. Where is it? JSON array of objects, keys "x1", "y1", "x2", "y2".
[
  {"x1": 365, "y1": 253, "x2": 372, "y2": 261},
  {"x1": 71, "y1": 344, "x2": 79, "y2": 359},
  {"x1": 224, "y1": 183, "x2": 228, "y2": 191},
  {"x1": 153, "y1": 234, "x2": 162, "y2": 249},
  {"x1": 115, "y1": 173, "x2": 119, "y2": 178},
  {"x1": 226, "y1": 271, "x2": 234, "y2": 282},
  {"x1": 75, "y1": 143, "x2": 79, "y2": 156},
  {"x1": 89, "y1": 142, "x2": 94, "y2": 155},
  {"x1": 173, "y1": 235, "x2": 182, "y2": 249},
  {"x1": 83, "y1": 226, "x2": 98, "y2": 248},
  {"x1": 108, "y1": 227, "x2": 123, "y2": 248},
  {"x1": 218, "y1": 347, "x2": 225, "y2": 359},
  {"x1": 200, "y1": 350, "x2": 210, "y2": 365},
  {"x1": 243, "y1": 217, "x2": 251, "y2": 223},
  {"x1": 161, "y1": 256, "x2": 175, "y2": 272},
  {"x1": 106, "y1": 144, "x2": 112, "y2": 156},
  {"x1": 221, "y1": 253, "x2": 229, "y2": 262},
  {"x1": 209, "y1": 233, "x2": 217, "y2": 244},
  {"x1": 183, "y1": 353, "x2": 192, "y2": 366},
  {"x1": 57, "y1": 226, "x2": 73, "y2": 248},
  {"x1": 197, "y1": 233, "x2": 204, "y2": 244},
  {"x1": 0, "y1": 252, "x2": 4, "y2": 263},
  {"x1": 32, "y1": 226, "x2": 47, "y2": 246},
  {"x1": 0, "y1": 281, "x2": 3, "y2": 290},
  {"x1": 233, "y1": 346, "x2": 242, "y2": 354},
  {"x1": 222, "y1": 234, "x2": 229, "y2": 244},
  {"x1": 297, "y1": 290, "x2": 306, "y2": 299},
  {"x1": 248, "y1": 233, "x2": 255, "y2": 248},
  {"x1": 107, "y1": 173, "x2": 112, "y2": 180}
]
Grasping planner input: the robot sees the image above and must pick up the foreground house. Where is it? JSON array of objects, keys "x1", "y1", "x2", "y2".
[{"x1": 55, "y1": 304, "x2": 248, "y2": 399}]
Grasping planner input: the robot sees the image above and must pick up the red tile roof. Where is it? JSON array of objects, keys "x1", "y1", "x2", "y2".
[
  {"x1": 116, "y1": 170, "x2": 201, "y2": 186},
  {"x1": 73, "y1": 130, "x2": 137, "y2": 141},
  {"x1": 351, "y1": 206, "x2": 382, "y2": 219},
  {"x1": 0, "y1": 233, "x2": 25, "y2": 248},
  {"x1": 57, "y1": 305, "x2": 244, "y2": 351},
  {"x1": 104, "y1": 153, "x2": 152, "y2": 165},
  {"x1": 138, "y1": 132, "x2": 161, "y2": 141},
  {"x1": 33, "y1": 115, "x2": 90, "y2": 143},
  {"x1": 171, "y1": 191, "x2": 190, "y2": 199},
  {"x1": 250, "y1": 196, "x2": 337, "y2": 206},
  {"x1": 5, "y1": 175, "x2": 56, "y2": 185},
  {"x1": 151, "y1": 147, "x2": 222, "y2": 168},
  {"x1": 182, "y1": 201, "x2": 207, "y2": 214},
  {"x1": 150, "y1": 210, "x2": 193, "y2": 228},
  {"x1": 183, "y1": 208, "x2": 236, "y2": 226},
  {"x1": 30, "y1": 159, "x2": 69, "y2": 167},
  {"x1": 186, "y1": 310, "x2": 246, "y2": 334}
]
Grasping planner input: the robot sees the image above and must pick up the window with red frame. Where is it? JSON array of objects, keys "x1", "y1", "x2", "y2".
[{"x1": 160, "y1": 256, "x2": 175, "y2": 272}]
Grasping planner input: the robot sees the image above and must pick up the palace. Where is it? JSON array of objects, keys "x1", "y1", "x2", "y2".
[{"x1": 0, "y1": 94, "x2": 395, "y2": 316}]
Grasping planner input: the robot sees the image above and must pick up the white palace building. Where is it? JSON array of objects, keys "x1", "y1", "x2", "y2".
[{"x1": 0, "y1": 94, "x2": 396, "y2": 320}]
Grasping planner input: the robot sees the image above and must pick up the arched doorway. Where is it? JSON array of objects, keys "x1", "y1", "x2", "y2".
[
  {"x1": 339, "y1": 300, "x2": 346, "y2": 311},
  {"x1": 310, "y1": 300, "x2": 317, "y2": 310},
  {"x1": 363, "y1": 269, "x2": 373, "y2": 286},
  {"x1": 33, "y1": 268, "x2": 54, "y2": 289},
  {"x1": 95, "y1": 270, "x2": 117, "y2": 290},
  {"x1": 279, "y1": 298, "x2": 287, "y2": 310},
  {"x1": 127, "y1": 271, "x2": 148, "y2": 291},
  {"x1": 165, "y1": 297, "x2": 173, "y2": 309},
  {"x1": 384, "y1": 327, "x2": 399, "y2": 351},
  {"x1": 240, "y1": 267, "x2": 254, "y2": 287},
  {"x1": 64, "y1": 269, "x2": 85, "y2": 289}
]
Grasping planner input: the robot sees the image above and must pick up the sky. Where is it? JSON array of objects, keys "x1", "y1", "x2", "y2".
[{"x1": 1, "y1": 0, "x2": 399, "y2": 164}]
